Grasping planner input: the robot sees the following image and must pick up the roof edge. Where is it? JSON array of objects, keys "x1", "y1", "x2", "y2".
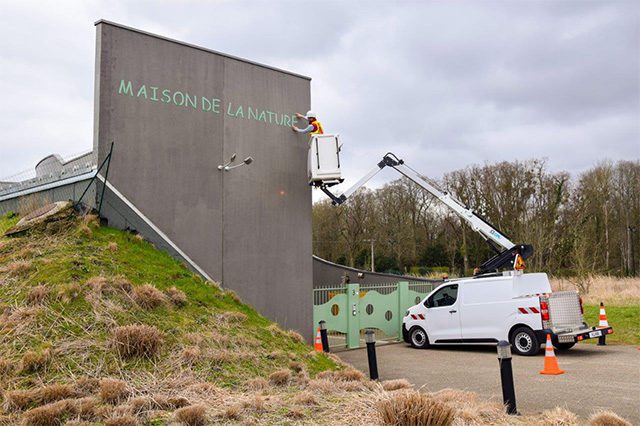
[{"x1": 94, "y1": 19, "x2": 311, "y2": 81}]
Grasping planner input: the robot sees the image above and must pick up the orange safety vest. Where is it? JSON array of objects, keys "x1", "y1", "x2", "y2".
[{"x1": 310, "y1": 120, "x2": 324, "y2": 135}]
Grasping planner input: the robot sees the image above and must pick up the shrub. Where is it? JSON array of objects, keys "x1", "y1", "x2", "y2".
[
  {"x1": 27, "y1": 285, "x2": 51, "y2": 305},
  {"x1": 99, "y1": 379, "x2": 129, "y2": 404},
  {"x1": 268, "y1": 369, "x2": 292, "y2": 386},
  {"x1": 132, "y1": 284, "x2": 166, "y2": 309},
  {"x1": 112, "y1": 325, "x2": 163, "y2": 358},
  {"x1": 377, "y1": 391, "x2": 455, "y2": 426},
  {"x1": 588, "y1": 411, "x2": 631, "y2": 426},
  {"x1": 165, "y1": 286, "x2": 187, "y2": 307},
  {"x1": 174, "y1": 404, "x2": 207, "y2": 426}
]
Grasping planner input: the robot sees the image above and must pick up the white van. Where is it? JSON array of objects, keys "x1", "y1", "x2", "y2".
[{"x1": 402, "y1": 271, "x2": 613, "y2": 355}]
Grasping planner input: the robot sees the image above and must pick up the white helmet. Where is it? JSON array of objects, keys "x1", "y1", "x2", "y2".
[{"x1": 305, "y1": 110, "x2": 316, "y2": 119}]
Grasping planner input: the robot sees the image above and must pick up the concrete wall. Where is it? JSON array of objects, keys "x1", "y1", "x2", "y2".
[
  {"x1": 0, "y1": 179, "x2": 95, "y2": 216},
  {"x1": 93, "y1": 21, "x2": 313, "y2": 337},
  {"x1": 313, "y1": 256, "x2": 440, "y2": 287}
]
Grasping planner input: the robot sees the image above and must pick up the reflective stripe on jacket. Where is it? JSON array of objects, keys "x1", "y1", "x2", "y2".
[{"x1": 310, "y1": 120, "x2": 324, "y2": 135}]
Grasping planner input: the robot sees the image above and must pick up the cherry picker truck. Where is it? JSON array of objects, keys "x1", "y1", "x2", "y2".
[{"x1": 308, "y1": 136, "x2": 612, "y2": 354}]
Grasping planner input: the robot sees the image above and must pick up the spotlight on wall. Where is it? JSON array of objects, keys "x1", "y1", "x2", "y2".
[
  {"x1": 218, "y1": 155, "x2": 254, "y2": 171},
  {"x1": 218, "y1": 154, "x2": 253, "y2": 172}
]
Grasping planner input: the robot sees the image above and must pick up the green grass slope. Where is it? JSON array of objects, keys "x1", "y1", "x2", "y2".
[{"x1": 0, "y1": 209, "x2": 338, "y2": 424}]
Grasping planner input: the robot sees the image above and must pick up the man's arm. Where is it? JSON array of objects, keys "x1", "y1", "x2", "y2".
[{"x1": 292, "y1": 124, "x2": 314, "y2": 133}]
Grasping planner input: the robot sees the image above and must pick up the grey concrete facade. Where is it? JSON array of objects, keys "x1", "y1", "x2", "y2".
[{"x1": 93, "y1": 21, "x2": 313, "y2": 337}]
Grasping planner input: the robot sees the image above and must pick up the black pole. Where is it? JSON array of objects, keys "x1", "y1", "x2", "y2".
[
  {"x1": 74, "y1": 143, "x2": 113, "y2": 210},
  {"x1": 365, "y1": 329, "x2": 379, "y2": 380},
  {"x1": 97, "y1": 142, "x2": 114, "y2": 216},
  {"x1": 497, "y1": 341, "x2": 517, "y2": 415},
  {"x1": 319, "y1": 320, "x2": 330, "y2": 353}
]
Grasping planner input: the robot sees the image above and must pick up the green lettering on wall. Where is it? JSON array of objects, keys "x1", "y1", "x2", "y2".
[
  {"x1": 283, "y1": 115, "x2": 291, "y2": 126},
  {"x1": 258, "y1": 111, "x2": 267, "y2": 122},
  {"x1": 202, "y1": 97, "x2": 212, "y2": 112},
  {"x1": 226, "y1": 102, "x2": 235, "y2": 116},
  {"x1": 212, "y1": 98, "x2": 221, "y2": 113},
  {"x1": 150, "y1": 86, "x2": 159, "y2": 101},
  {"x1": 235, "y1": 105, "x2": 244, "y2": 118},
  {"x1": 118, "y1": 80, "x2": 134, "y2": 96},
  {"x1": 185, "y1": 93, "x2": 197, "y2": 109},
  {"x1": 161, "y1": 89, "x2": 171, "y2": 103},
  {"x1": 248, "y1": 107, "x2": 259, "y2": 121},
  {"x1": 136, "y1": 85, "x2": 148, "y2": 99}
]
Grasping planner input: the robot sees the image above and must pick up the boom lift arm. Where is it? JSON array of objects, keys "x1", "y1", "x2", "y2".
[{"x1": 320, "y1": 153, "x2": 533, "y2": 275}]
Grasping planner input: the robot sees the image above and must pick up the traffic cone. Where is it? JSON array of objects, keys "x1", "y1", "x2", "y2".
[
  {"x1": 314, "y1": 327, "x2": 323, "y2": 352},
  {"x1": 598, "y1": 302, "x2": 609, "y2": 328},
  {"x1": 540, "y1": 334, "x2": 564, "y2": 375}
]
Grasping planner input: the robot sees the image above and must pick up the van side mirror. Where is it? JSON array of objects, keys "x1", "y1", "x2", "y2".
[{"x1": 424, "y1": 298, "x2": 432, "y2": 308}]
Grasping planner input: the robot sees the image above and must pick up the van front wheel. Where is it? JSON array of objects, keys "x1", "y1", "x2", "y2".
[
  {"x1": 409, "y1": 327, "x2": 430, "y2": 349},
  {"x1": 510, "y1": 327, "x2": 540, "y2": 356}
]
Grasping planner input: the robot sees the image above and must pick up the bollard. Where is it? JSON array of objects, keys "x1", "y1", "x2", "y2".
[
  {"x1": 598, "y1": 333, "x2": 606, "y2": 346},
  {"x1": 365, "y1": 329, "x2": 379, "y2": 380},
  {"x1": 319, "y1": 320, "x2": 330, "y2": 353},
  {"x1": 497, "y1": 340, "x2": 517, "y2": 415}
]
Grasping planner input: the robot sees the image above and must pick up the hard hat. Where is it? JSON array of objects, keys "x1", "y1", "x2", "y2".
[{"x1": 305, "y1": 110, "x2": 316, "y2": 119}]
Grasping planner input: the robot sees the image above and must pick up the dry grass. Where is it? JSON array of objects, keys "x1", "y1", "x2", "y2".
[
  {"x1": 180, "y1": 346, "x2": 201, "y2": 365},
  {"x1": 246, "y1": 378, "x2": 269, "y2": 391},
  {"x1": 20, "y1": 399, "x2": 70, "y2": 426},
  {"x1": 221, "y1": 404, "x2": 242, "y2": 421},
  {"x1": 19, "y1": 349, "x2": 51, "y2": 374},
  {"x1": 0, "y1": 357, "x2": 13, "y2": 377},
  {"x1": 2, "y1": 259, "x2": 33, "y2": 276},
  {"x1": 382, "y1": 379, "x2": 412, "y2": 391},
  {"x1": 131, "y1": 284, "x2": 166, "y2": 309},
  {"x1": 241, "y1": 394, "x2": 266, "y2": 412},
  {"x1": 218, "y1": 311, "x2": 248, "y2": 323},
  {"x1": 377, "y1": 390, "x2": 455, "y2": 426},
  {"x1": 538, "y1": 407, "x2": 579, "y2": 425},
  {"x1": 164, "y1": 286, "x2": 187, "y2": 307},
  {"x1": 104, "y1": 415, "x2": 137, "y2": 426},
  {"x1": 292, "y1": 391, "x2": 317, "y2": 405},
  {"x1": 111, "y1": 324, "x2": 163, "y2": 358},
  {"x1": 26, "y1": 284, "x2": 51, "y2": 305},
  {"x1": 99, "y1": 379, "x2": 130, "y2": 404},
  {"x1": 268, "y1": 370, "x2": 292, "y2": 386},
  {"x1": 588, "y1": 410, "x2": 632, "y2": 426},
  {"x1": 57, "y1": 283, "x2": 82, "y2": 303},
  {"x1": 107, "y1": 242, "x2": 118, "y2": 252},
  {"x1": 551, "y1": 276, "x2": 640, "y2": 305},
  {"x1": 77, "y1": 224, "x2": 93, "y2": 238},
  {"x1": 334, "y1": 367, "x2": 365, "y2": 382},
  {"x1": 3, "y1": 384, "x2": 77, "y2": 411},
  {"x1": 174, "y1": 404, "x2": 208, "y2": 426}
]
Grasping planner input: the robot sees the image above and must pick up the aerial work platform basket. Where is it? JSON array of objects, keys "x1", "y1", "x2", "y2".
[{"x1": 308, "y1": 134, "x2": 343, "y2": 187}]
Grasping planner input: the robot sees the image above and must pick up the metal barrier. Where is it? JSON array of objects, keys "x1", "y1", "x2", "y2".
[{"x1": 313, "y1": 281, "x2": 436, "y2": 349}]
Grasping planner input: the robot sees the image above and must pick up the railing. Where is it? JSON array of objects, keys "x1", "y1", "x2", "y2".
[
  {"x1": 312, "y1": 281, "x2": 437, "y2": 350},
  {"x1": 0, "y1": 150, "x2": 97, "y2": 198}
]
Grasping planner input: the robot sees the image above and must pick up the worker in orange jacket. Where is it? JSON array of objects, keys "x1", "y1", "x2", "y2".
[{"x1": 291, "y1": 110, "x2": 324, "y2": 135}]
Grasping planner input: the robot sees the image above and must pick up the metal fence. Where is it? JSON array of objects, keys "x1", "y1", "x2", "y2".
[{"x1": 312, "y1": 280, "x2": 438, "y2": 350}]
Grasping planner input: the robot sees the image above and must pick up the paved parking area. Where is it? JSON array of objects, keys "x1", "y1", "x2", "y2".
[{"x1": 338, "y1": 343, "x2": 640, "y2": 423}]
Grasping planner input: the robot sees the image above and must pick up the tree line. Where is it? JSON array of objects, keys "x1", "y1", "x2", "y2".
[{"x1": 312, "y1": 159, "x2": 639, "y2": 278}]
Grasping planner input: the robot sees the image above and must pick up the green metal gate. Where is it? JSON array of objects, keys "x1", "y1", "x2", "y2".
[{"x1": 312, "y1": 281, "x2": 436, "y2": 349}]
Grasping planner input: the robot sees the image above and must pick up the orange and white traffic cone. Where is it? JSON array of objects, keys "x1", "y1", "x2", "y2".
[
  {"x1": 314, "y1": 327, "x2": 323, "y2": 352},
  {"x1": 598, "y1": 302, "x2": 609, "y2": 328},
  {"x1": 540, "y1": 334, "x2": 564, "y2": 375}
]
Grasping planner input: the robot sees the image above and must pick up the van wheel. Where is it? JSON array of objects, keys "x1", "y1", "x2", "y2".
[
  {"x1": 409, "y1": 327, "x2": 430, "y2": 349},
  {"x1": 509, "y1": 327, "x2": 540, "y2": 356}
]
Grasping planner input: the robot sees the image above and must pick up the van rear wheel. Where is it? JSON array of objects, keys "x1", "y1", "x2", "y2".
[
  {"x1": 509, "y1": 327, "x2": 540, "y2": 356},
  {"x1": 409, "y1": 327, "x2": 430, "y2": 349}
]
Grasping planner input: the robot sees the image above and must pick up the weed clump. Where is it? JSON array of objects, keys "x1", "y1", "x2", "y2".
[
  {"x1": 174, "y1": 404, "x2": 208, "y2": 426},
  {"x1": 107, "y1": 242, "x2": 118, "y2": 252},
  {"x1": 334, "y1": 368, "x2": 365, "y2": 382},
  {"x1": 0, "y1": 357, "x2": 14, "y2": 377},
  {"x1": 164, "y1": 286, "x2": 187, "y2": 307},
  {"x1": 588, "y1": 411, "x2": 631, "y2": 426},
  {"x1": 180, "y1": 346, "x2": 201, "y2": 365},
  {"x1": 26, "y1": 285, "x2": 50, "y2": 305},
  {"x1": 3, "y1": 259, "x2": 32, "y2": 276},
  {"x1": 219, "y1": 311, "x2": 247, "y2": 323},
  {"x1": 377, "y1": 391, "x2": 455, "y2": 426},
  {"x1": 3, "y1": 384, "x2": 77, "y2": 411},
  {"x1": 292, "y1": 391, "x2": 317, "y2": 405},
  {"x1": 104, "y1": 415, "x2": 137, "y2": 426},
  {"x1": 112, "y1": 325, "x2": 163, "y2": 358},
  {"x1": 539, "y1": 407, "x2": 579, "y2": 425},
  {"x1": 382, "y1": 379, "x2": 412, "y2": 391},
  {"x1": 99, "y1": 379, "x2": 130, "y2": 404},
  {"x1": 268, "y1": 370, "x2": 292, "y2": 386},
  {"x1": 19, "y1": 349, "x2": 51, "y2": 374},
  {"x1": 132, "y1": 284, "x2": 166, "y2": 309}
]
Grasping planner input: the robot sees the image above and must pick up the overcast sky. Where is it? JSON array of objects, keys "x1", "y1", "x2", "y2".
[{"x1": 1, "y1": 1, "x2": 638, "y2": 196}]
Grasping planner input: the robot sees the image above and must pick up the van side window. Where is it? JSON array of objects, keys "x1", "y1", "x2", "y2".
[{"x1": 428, "y1": 285, "x2": 458, "y2": 308}]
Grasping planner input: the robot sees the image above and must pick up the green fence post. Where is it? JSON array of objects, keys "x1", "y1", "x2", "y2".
[
  {"x1": 397, "y1": 281, "x2": 410, "y2": 339},
  {"x1": 346, "y1": 283, "x2": 360, "y2": 349}
]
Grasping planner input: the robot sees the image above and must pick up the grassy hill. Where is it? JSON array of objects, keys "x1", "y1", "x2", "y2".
[{"x1": 0, "y1": 208, "x2": 631, "y2": 425}]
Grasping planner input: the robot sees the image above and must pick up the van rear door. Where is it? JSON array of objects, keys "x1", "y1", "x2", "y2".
[{"x1": 424, "y1": 284, "x2": 462, "y2": 343}]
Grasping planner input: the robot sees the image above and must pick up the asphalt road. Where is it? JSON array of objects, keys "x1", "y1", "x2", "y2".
[{"x1": 338, "y1": 343, "x2": 640, "y2": 423}]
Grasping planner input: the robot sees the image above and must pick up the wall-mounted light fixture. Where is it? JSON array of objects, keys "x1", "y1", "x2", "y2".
[{"x1": 218, "y1": 153, "x2": 254, "y2": 171}]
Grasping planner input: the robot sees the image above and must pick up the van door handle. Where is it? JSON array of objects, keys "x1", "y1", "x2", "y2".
[{"x1": 449, "y1": 310, "x2": 457, "y2": 314}]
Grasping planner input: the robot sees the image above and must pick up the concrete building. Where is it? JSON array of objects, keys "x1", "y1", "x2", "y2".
[{"x1": 93, "y1": 21, "x2": 313, "y2": 337}]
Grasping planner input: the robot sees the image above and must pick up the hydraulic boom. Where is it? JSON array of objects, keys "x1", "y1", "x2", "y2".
[{"x1": 320, "y1": 153, "x2": 533, "y2": 275}]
